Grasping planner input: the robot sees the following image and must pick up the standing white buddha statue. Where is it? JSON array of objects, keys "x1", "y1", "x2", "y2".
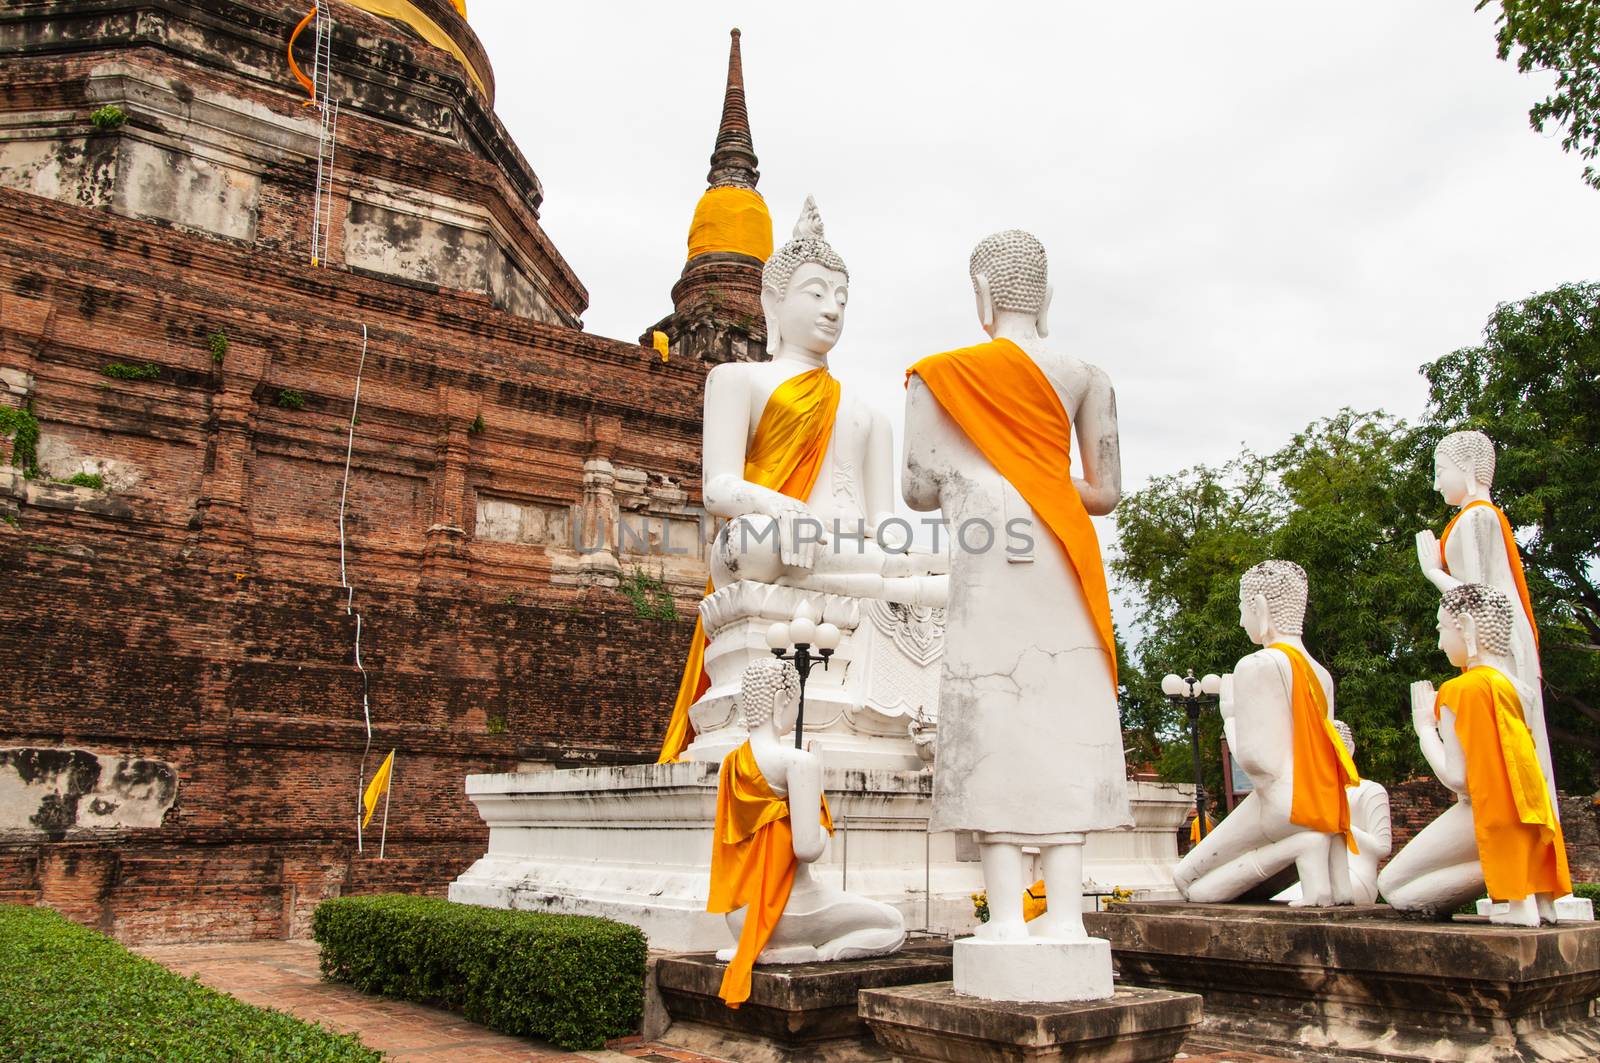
[
  {"x1": 1377, "y1": 584, "x2": 1570, "y2": 926},
  {"x1": 1174, "y1": 561, "x2": 1361, "y2": 907},
  {"x1": 902, "y1": 229, "x2": 1128, "y2": 1002}
]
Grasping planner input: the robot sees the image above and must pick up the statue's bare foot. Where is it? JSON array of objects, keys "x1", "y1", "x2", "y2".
[
  {"x1": 816, "y1": 927, "x2": 906, "y2": 962},
  {"x1": 756, "y1": 944, "x2": 822, "y2": 964},
  {"x1": 715, "y1": 946, "x2": 735, "y2": 961},
  {"x1": 1026, "y1": 913, "x2": 1087, "y2": 941},
  {"x1": 973, "y1": 918, "x2": 1030, "y2": 942}
]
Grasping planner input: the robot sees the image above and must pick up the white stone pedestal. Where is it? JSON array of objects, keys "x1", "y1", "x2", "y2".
[
  {"x1": 448, "y1": 763, "x2": 1195, "y2": 952},
  {"x1": 953, "y1": 936, "x2": 1114, "y2": 1003}
]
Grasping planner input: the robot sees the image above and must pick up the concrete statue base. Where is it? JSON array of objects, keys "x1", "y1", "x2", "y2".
[
  {"x1": 1086, "y1": 901, "x2": 1600, "y2": 1062},
  {"x1": 655, "y1": 944, "x2": 953, "y2": 1063},
  {"x1": 953, "y1": 936, "x2": 1113, "y2": 1003},
  {"x1": 448, "y1": 762, "x2": 1194, "y2": 951},
  {"x1": 859, "y1": 982, "x2": 1201, "y2": 1063}
]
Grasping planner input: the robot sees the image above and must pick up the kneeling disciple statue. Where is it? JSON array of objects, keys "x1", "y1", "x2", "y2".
[
  {"x1": 708, "y1": 658, "x2": 905, "y2": 1008},
  {"x1": 1378, "y1": 584, "x2": 1570, "y2": 926},
  {"x1": 1275, "y1": 720, "x2": 1393, "y2": 906},
  {"x1": 1174, "y1": 561, "x2": 1361, "y2": 907},
  {"x1": 902, "y1": 229, "x2": 1127, "y2": 1001}
]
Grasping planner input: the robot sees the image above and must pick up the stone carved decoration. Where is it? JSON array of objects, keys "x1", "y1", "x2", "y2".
[
  {"x1": 1175, "y1": 561, "x2": 1359, "y2": 907},
  {"x1": 901, "y1": 229, "x2": 1127, "y2": 1002},
  {"x1": 866, "y1": 601, "x2": 945, "y2": 668},
  {"x1": 709, "y1": 658, "x2": 904, "y2": 1006},
  {"x1": 1378, "y1": 584, "x2": 1573, "y2": 926}
]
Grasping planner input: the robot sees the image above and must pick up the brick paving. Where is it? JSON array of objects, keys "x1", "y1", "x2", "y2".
[{"x1": 135, "y1": 940, "x2": 734, "y2": 1063}]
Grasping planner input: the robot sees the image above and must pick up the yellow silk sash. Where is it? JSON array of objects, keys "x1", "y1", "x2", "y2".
[
  {"x1": 707, "y1": 741, "x2": 834, "y2": 1008},
  {"x1": 688, "y1": 187, "x2": 775, "y2": 262},
  {"x1": 1436, "y1": 666, "x2": 1569, "y2": 900},
  {"x1": 1270, "y1": 644, "x2": 1360, "y2": 853},
  {"x1": 656, "y1": 368, "x2": 842, "y2": 762},
  {"x1": 906, "y1": 338, "x2": 1116, "y2": 689},
  {"x1": 340, "y1": 0, "x2": 486, "y2": 96},
  {"x1": 1440, "y1": 500, "x2": 1540, "y2": 648}
]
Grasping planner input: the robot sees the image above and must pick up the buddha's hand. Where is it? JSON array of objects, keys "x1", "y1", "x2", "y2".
[
  {"x1": 1415, "y1": 530, "x2": 1443, "y2": 575},
  {"x1": 1410, "y1": 681, "x2": 1437, "y2": 734},
  {"x1": 773, "y1": 500, "x2": 828, "y2": 569}
]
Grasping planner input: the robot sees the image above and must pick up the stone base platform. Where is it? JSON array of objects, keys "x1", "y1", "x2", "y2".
[
  {"x1": 655, "y1": 942, "x2": 954, "y2": 1063},
  {"x1": 859, "y1": 982, "x2": 1202, "y2": 1063},
  {"x1": 1085, "y1": 901, "x2": 1600, "y2": 1063}
]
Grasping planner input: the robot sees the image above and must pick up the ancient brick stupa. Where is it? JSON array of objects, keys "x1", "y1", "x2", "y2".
[{"x1": 0, "y1": 0, "x2": 724, "y2": 940}]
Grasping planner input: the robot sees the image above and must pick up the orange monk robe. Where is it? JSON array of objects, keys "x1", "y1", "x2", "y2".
[
  {"x1": 905, "y1": 338, "x2": 1117, "y2": 691},
  {"x1": 1270, "y1": 643, "x2": 1360, "y2": 854},
  {"x1": 1438, "y1": 666, "x2": 1570, "y2": 901},
  {"x1": 707, "y1": 741, "x2": 834, "y2": 1008},
  {"x1": 656, "y1": 368, "x2": 843, "y2": 762},
  {"x1": 1440, "y1": 500, "x2": 1540, "y2": 648}
]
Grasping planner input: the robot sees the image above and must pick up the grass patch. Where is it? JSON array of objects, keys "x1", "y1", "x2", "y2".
[
  {"x1": 314, "y1": 894, "x2": 645, "y2": 1050},
  {"x1": 0, "y1": 904, "x2": 378, "y2": 1062},
  {"x1": 0, "y1": 404, "x2": 40, "y2": 478},
  {"x1": 101, "y1": 362, "x2": 161, "y2": 381},
  {"x1": 276, "y1": 389, "x2": 307, "y2": 411},
  {"x1": 89, "y1": 104, "x2": 127, "y2": 130},
  {"x1": 57, "y1": 472, "x2": 105, "y2": 490},
  {"x1": 619, "y1": 565, "x2": 678, "y2": 621}
]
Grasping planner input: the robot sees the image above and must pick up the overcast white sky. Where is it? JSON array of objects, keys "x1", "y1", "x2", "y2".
[{"x1": 470, "y1": 1, "x2": 1597, "y2": 621}]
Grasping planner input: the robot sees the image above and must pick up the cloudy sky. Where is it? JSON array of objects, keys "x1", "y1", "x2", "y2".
[{"x1": 470, "y1": 1, "x2": 1596, "y2": 611}]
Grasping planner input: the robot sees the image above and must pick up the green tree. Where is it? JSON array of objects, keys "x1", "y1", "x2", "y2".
[
  {"x1": 1478, "y1": 0, "x2": 1600, "y2": 190},
  {"x1": 1420, "y1": 280, "x2": 1600, "y2": 784}
]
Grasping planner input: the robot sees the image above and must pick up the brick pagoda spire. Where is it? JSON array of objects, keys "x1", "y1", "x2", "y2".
[{"x1": 643, "y1": 29, "x2": 774, "y2": 365}]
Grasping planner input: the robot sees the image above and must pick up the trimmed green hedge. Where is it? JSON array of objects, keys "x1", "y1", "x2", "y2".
[
  {"x1": 0, "y1": 904, "x2": 379, "y2": 1063},
  {"x1": 313, "y1": 894, "x2": 646, "y2": 1051}
]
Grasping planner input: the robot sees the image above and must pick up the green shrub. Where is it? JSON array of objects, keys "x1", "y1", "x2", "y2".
[
  {"x1": 313, "y1": 894, "x2": 646, "y2": 1050},
  {"x1": 469, "y1": 413, "x2": 485, "y2": 434},
  {"x1": 101, "y1": 362, "x2": 161, "y2": 381},
  {"x1": 0, "y1": 904, "x2": 378, "y2": 1062},
  {"x1": 276, "y1": 389, "x2": 307, "y2": 411},
  {"x1": 0, "y1": 404, "x2": 40, "y2": 478},
  {"x1": 89, "y1": 104, "x2": 127, "y2": 130},
  {"x1": 58, "y1": 472, "x2": 105, "y2": 490},
  {"x1": 208, "y1": 330, "x2": 228, "y2": 365},
  {"x1": 1572, "y1": 883, "x2": 1600, "y2": 904},
  {"x1": 619, "y1": 565, "x2": 678, "y2": 621}
]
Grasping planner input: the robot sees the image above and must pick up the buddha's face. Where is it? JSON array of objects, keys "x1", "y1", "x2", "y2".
[
  {"x1": 1433, "y1": 453, "x2": 1472, "y2": 507},
  {"x1": 771, "y1": 262, "x2": 848, "y2": 356},
  {"x1": 1437, "y1": 607, "x2": 1470, "y2": 668}
]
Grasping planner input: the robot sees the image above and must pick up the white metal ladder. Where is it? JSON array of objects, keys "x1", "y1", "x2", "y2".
[{"x1": 309, "y1": 7, "x2": 340, "y2": 268}]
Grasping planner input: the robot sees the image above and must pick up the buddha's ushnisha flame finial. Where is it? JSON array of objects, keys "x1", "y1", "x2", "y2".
[{"x1": 707, "y1": 28, "x2": 759, "y2": 189}]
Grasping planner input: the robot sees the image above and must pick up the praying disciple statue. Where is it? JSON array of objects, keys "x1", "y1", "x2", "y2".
[
  {"x1": 708, "y1": 658, "x2": 905, "y2": 1007},
  {"x1": 1275, "y1": 720, "x2": 1392, "y2": 906},
  {"x1": 1174, "y1": 561, "x2": 1361, "y2": 907},
  {"x1": 1377, "y1": 584, "x2": 1570, "y2": 926},
  {"x1": 902, "y1": 229, "x2": 1129, "y2": 953}
]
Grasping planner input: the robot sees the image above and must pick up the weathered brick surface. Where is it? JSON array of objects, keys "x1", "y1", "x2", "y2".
[{"x1": 0, "y1": 0, "x2": 710, "y2": 942}]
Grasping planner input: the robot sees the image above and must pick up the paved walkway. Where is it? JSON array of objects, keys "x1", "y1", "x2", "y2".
[{"x1": 136, "y1": 940, "x2": 731, "y2": 1063}]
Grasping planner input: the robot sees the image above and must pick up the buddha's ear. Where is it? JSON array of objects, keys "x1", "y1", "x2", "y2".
[
  {"x1": 973, "y1": 274, "x2": 995, "y2": 332},
  {"x1": 761, "y1": 286, "x2": 782, "y2": 356},
  {"x1": 1461, "y1": 613, "x2": 1480, "y2": 661},
  {"x1": 1036, "y1": 283, "x2": 1054, "y2": 339}
]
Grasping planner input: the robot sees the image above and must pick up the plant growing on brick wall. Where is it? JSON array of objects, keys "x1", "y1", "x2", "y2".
[
  {"x1": 313, "y1": 895, "x2": 646, "y2": 1051},
  {"x1": 486, "y1": 713, "x2": 507, "y2": 735},
  {"x1": 58, "y1": 472, "x2": 105, "y2": 491},
  {"x1": 469, "y1": 413, "x2": 486, "y2": 434},
  {"x1": 0, "y1": 404, "x2": 40, "y2": 478},
  {"x1": 619, "y1": 565, "x2": 678, "y2": 621},
  {"x1": 275, "y1": 389, "x2": 307, "y2": 411},
  {"x1": 89, "y1": 104, "x2": 127, "y2": 130},
  {"x1": 208, "y1": 330, "x2": 228, "y2": 365},
  {"x1": 100, "y1": 362, "x2": 161, "y2": 381}
]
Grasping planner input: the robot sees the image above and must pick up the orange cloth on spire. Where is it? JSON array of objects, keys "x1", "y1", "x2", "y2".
[
  {"x1": 1437, "y1": 666, "x2": 1570, "y2": 901},
  {"x1": 1270, "y1": 643, "x2": 1360, "y2": 854},
  {"x1": 906, "y1": 338, "x2": 1116, "y2": 689},
  {"x1": 1440, "y1": 500, "x2": 1540, "y2": 648},
  {"x1": 688, "y1": 187, "x2": 775, "y2": 262},
  {"x1": 656, "y1": 368, "x2": 842, "y2": 762},
  {"x1": 707, "y1": 741, "x2": 833, "y2": 1008}
]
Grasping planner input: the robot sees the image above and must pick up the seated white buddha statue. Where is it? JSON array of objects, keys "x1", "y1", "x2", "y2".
[
  {"x1": 1174, "y1": 561, "x2": 1361, "y2": 907},
  {"x1": 657, "y1": 197, "x2": 946, "y2": 762},
  {"x1": 1275, "y1": 720, "x2": 1392, "y2": 906},
  {"x1": 708, "y1": 658, "x2": 905, "y2": 1007},
  {"x1": 1377, "y1": 584, "x2": 1570, "y2": 926}
]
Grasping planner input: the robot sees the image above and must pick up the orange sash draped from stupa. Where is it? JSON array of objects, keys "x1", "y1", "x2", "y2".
[
  {"x1": 707, "y1": 741, "x2": 834, "y2": 1008},
  {"x1": 1437, "y1": 666, "x2": 1570, "y2": 901},
  {"x1": 1270, "y1": 643, "x2": 1360, "y2": 854},
  {"x1": 656, "y1": 368, "x2": 842, "y2": 763},
  {"x1": 905, "y1": 338, "x2": 1116, "y2": 689},
  {"x1": 1440, "y1": 499, "x2": 1540, "y2": 648}
]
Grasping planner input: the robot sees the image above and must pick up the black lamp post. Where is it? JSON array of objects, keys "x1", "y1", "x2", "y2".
[
  {"x1": 1161, "y1": 669, "x2": 1222, "y2": 843},
  {"x1": 766, "y1": 606, "x2": 840, "y2": 749}
]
